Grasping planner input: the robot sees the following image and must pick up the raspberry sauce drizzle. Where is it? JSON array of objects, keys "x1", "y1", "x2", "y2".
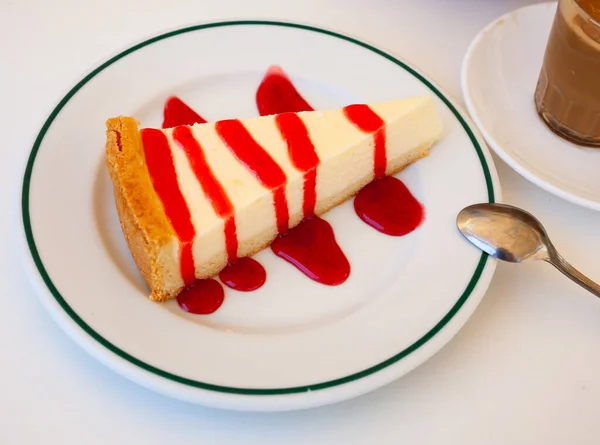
[
  {"x1": 172, "y1": 125, "x2": 238, "y2": 262},
  {"x1": 256, "y1": 65, "x2": 313, "y2": 116},
  {"x1": 215, "y1": 119, "x2": 290, "y2": 233},
  {"x1": 167, "y1": 106, "x2": 267, "y2": 299},
  {"x1": 156, "y1": 67, "x2": 426, "y2": 314},
  {"x1": 343, "y1": 104, "x2": 387, "y2": 178},
  {"x1": 157, "y1": 102, "x2": 227, "y2": 312},
  {"x1": 343, "y1": 103, "x2": 424, "y2": 235},
  {"x1": 275, "y1": 113, "x2": 318, "y2": 217},
  {"x1": 255, "y1": 67, "x2": 350, "y2": 285},
  {"x1": 163, "y1": 96, "x2": 206, "y2": 128},
  {"x1": 141, "y1": 129, "x2": 196, "y2": 286}
]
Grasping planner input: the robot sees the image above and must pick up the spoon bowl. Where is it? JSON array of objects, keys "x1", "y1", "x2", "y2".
[
  {"x1": 457, "y1": 203, "x2": 550, "y2": 263},
  {"x1": 457, "y1": 203, "x2": 600, "y2": 298}
]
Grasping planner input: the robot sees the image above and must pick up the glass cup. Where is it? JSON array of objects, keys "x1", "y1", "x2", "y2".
[{"x1": 534, "y1": 0, "x2": 600, "y2": 147}]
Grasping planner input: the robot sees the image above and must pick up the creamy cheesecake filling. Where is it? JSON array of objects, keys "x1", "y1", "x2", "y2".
[{"x1": 147, "y1": 96, "x2": 442, "y2": 283}]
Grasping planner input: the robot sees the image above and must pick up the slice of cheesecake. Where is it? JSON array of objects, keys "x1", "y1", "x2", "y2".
[{"x1": 105, "y1": 96, "x2": 443, "y2": 301}]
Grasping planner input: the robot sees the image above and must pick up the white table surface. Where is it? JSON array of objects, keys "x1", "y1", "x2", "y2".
[{"x1": 3, "y1": 0, "x2": 600, "y2": 443}]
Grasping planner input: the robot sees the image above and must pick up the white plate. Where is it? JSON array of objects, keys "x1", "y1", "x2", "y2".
[
  {"x1": 21, "y1": 21, "x2": 500, "y2": 411},
  {"x1": 462, "y1": 2, "x2": 600, "y2": 211}
]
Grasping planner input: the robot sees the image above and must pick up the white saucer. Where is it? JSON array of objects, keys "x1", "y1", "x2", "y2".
[
  {"x1": 462, "y1": 2, "x2": 600, "y2": 211},
  {"x1": 21, "y1": 21, "x2": 499, "y2": 411}
]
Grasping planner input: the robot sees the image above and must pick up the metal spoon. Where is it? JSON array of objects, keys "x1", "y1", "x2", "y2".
[{"x1": 457, "y1": 203, "x2": 600, "y2": 298}]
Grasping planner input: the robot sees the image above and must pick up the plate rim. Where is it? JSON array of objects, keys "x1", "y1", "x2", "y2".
[
  {"x1": 460, "y1": 2, "x2": 600, "y2": 211},
  {"x1": 21, "y1": 20, "x2": 497, "y2": 397}
]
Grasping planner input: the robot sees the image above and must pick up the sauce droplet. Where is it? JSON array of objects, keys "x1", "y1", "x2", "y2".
[
  {"x1": 354, "y1": 176, "x2": 424, "y2": 236},
  {"x1": 256, "y1": 65, "x2": 313, "y2": 116},
  {"x1": 219, "y1": 257, "x2": 267, "y2": 291},
  {"x1": 163, "y1": 96, "x2": 207, "y2": 128},
  {"x1": 176, "y1": 279, "x2": 225, "y2": 314},
  {"x1": 271, "y1": 217, "x2": 350, "y2": 285}
]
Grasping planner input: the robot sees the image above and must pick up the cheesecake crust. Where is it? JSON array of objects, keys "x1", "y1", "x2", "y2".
[{"x1": 105, "y1": 117, "x2": 181, "y2": 301}]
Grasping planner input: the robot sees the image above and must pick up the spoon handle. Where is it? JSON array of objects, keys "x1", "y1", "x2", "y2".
[{"x1": 546, "y1": 249, "x2": 600, "y2": 298}]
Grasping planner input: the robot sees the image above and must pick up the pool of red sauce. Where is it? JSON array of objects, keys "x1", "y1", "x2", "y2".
[
  {"x1": 219, "y1": 257, "x2": 266, "y2": 292},
  {"x1": 354, "y1": 176, "x2": 424, "y2": 236},
  {"x1": 158, "y1": 67, "x2": 424, "y2": 315}
]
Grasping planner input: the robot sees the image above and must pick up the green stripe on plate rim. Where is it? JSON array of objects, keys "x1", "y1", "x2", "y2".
[{"x1": 21, "y1": 20, "x2": 495, "y2": 396}]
